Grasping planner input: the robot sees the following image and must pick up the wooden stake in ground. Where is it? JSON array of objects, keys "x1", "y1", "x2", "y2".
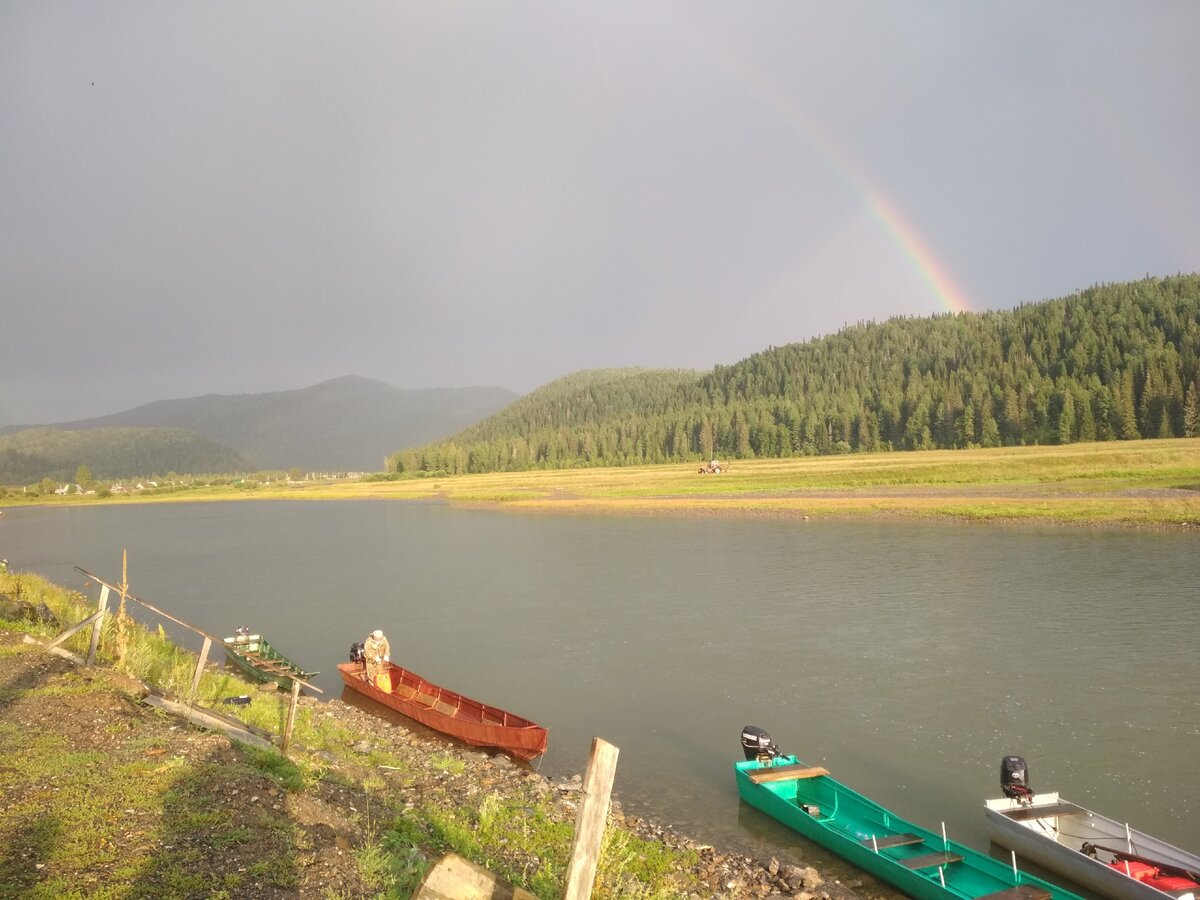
[
  {"x1": 562, "y1": 737, "x2": 619, "y2": 900},
  {"x1": 86, "y1": 584, "x2": 110, "y2": 666},
  {"x1": 281, "y1": 678, "x2": 301, "y2": 755}
]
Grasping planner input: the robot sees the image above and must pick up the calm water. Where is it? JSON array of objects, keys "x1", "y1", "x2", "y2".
[{"x1": 2, "y1": 500, "x2": 1197, "y2": 875}]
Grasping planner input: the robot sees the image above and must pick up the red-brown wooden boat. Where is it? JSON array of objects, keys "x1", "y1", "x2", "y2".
[{"x1": 337, "y1": 661, "x2": 548, "y2": 761}]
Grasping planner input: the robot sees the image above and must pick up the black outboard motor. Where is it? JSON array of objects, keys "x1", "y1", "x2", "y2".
[
  {"x1": 349, "y1": 641, "x2": 365, "y2": 665},
  {"x1": 741, "y1": 725, "x2": 782, "y2": 761},
  {"x1": 1000, "y1": 755, "x2": 1032, "y2": 801}
]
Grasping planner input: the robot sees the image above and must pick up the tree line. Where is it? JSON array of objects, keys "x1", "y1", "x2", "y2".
[
  {"x1": 390, "y1": 275, "x2": 1200, "y2": 475},
  {"x1": 0, "y1": 427, "x2": 251, "y2": 485}
]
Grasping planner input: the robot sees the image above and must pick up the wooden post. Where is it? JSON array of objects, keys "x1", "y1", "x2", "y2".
[
  {"x1": 562, "y1": 737, "x2": 620, "y2": 900},
  {"x1": 190, "y1": 636, "x2": 212, "y2": 701},
  {"x1": 280, "y1": 678, "x2": 301, "y2": 755},
  {"x1": 86, "y1": 585, "x2": 110, "y2": 666}
]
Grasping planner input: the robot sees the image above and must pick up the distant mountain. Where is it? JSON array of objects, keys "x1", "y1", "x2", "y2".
[
  {"x1": 0, "y1": 427, "x2": 251, "y2": 484},
  {"x1": 4, "y1": 377, "x2": 518, "y2": 472}
]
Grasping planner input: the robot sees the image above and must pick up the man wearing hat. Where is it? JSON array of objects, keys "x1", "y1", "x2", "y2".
[{"x1": 364, "y1": 628, "x2": 390, "y2": 682}]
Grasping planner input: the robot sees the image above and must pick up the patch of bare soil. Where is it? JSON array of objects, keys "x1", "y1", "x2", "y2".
[{"x1": 0, "y1": 630, "x2": 899, "y2": 899}]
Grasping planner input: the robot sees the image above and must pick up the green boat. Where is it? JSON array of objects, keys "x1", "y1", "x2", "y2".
[
  {"x1": 735, "y1": 727, "x2": 1083, "y2": 900},
  {"x1": 223, "y1": 632, "x2": 317, "y2": 690}
]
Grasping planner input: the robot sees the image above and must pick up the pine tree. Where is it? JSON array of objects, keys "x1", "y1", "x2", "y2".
[
  {"x1": 1184, "y1": 383, "x2": 1200, "y2": 438},
  {"x1": 1057, "y1": 391, "x2": 1076, "y2": 444},
  {"x1": 1077, "y1": 393, "x2": 1096, "y2": 442},
  {"x1": 1117, "y1": 374, "x2": 1140, "y2": 440},
  {"x1": 980, "y1": 409, "x2": 1001, "y2": 447},
  {"x1": 1158, "y1": 408, "x2": 1173, "y2": 439}
]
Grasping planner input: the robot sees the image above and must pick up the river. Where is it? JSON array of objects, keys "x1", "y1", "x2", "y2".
[{"x1": 1, "y1": 499, "x2": 1196, "y2": 874}]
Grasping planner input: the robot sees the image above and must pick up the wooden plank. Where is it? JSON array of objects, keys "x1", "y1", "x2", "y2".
[
  {"x1": 562, "y1": 737, "x2": 620, "y2": 900},
  {"x1": 22, "y1": 634, "x2": 84, "y2": 665},
  {"x1": 46, "y1": 610, "x2": 104, "y2": 650},
  {"x1": 190, "y1": 636, "x2": 212, "y2": 700},
  {"x1": 142, "y1": 694, "x2": 274, "y2": 750},
  {"x1": 748, "y1": 764, "x2": 830, "y2": 784},
  {"x1": 900, "y1": 851, "x2": 964, "y2": 870},
  {"x1": 860, "y1": 832, "x2": 924, "y2": 850},
  {"x1": 87, "y1": 585, "x2": 110, "y2": 666},
  {"x1": 977, "y1": 886, "x2": 1052, "y2": 900},
  {"x1": 413, "y1": 851, "x2": 538, "y2": 899}
]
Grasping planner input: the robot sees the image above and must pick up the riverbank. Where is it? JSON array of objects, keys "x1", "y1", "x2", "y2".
[
  {"x1": 0, "y1": 571, "x2": 901, "y2": 899},
  {"x1": 5, "y1": 440, "x2": 1199, "y2": 528}
]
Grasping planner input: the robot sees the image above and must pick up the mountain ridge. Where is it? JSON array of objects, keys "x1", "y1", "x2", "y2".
[{"x1": 2, "y1": 376, "x2": 518, "y2": 472}]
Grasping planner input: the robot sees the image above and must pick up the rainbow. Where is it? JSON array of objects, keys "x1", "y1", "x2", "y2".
[
  {"x1": 666, "y1": 15, "x2": 974, "y2": 315},
  {"x1": 865, "y1": 191, "x2": 974, "y2": 315}
]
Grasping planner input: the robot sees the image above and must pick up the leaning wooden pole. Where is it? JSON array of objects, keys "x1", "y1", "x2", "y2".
[
  {"x1": 189, "y1": 636, "x2": 212, "y2": 701},
  {"x1": 280, "y1": 678, "x2": 302, "y2": 755},
  {"x1": 562, "y1": 737, "x2": 620, "y2": 900}
]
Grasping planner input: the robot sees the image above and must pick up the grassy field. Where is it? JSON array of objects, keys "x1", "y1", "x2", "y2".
[{"x1": 5, "y1": 439, "x2": 1200, "y2": 527}]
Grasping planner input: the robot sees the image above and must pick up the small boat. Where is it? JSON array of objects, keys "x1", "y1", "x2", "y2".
[
  {"x1": 985, "y1": 756, "x2": 1200, "y2": 900},
  {"x1": 337, "y1": 652, "x2": 547, "y2": 761},
  {"x1": 735, "y1": 727, "x2": 1083, "y2": 900},
  {"x1": 223, "y1": 631, "x2": 317, "y2": 690}
]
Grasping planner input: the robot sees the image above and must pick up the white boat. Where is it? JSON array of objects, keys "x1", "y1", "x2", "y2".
[{"x1": 984, "y1": 757, "x2": 1200, "y2": 900}]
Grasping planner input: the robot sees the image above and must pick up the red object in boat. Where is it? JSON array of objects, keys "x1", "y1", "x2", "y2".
[
  {"x1": 1112, "y1": 861, "x2": 1160, "y2": 882},
  {"x1": 337, "y1": 661, "x2": 548, "y2": 761},
  {"x1": 1109, "y1": 860, "x2": 1200, "y2": 894}
]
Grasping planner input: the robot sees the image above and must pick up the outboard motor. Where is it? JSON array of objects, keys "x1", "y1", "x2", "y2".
[
  {"x1": 1000, "y1": 755, "x2": 1032, "y2": 802},
  {"x1": 741, "y1": 725, "x2": 782, "y2": 762},
  {"x1": 349, "y1": 641, "x2": 365, "y2": 665}
]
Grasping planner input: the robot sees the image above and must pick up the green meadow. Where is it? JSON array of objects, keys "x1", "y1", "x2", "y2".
[{"x1": 7, "y1": 439, "x2": 1200, "y2": 527}]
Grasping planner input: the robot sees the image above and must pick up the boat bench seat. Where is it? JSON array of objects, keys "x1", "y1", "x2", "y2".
[
  {"x1": 900, "y1": 851, "x2": 963, "y2": 870},
  {"x1": 1003, "y1": 802, "x2": 1083, "y2": 822},
  {"x1": 747, "y1": 764, "x2": 830, "y2": 784},
  {"x1": 860, "y1": 832, "x2": 924, "y2": 850},
  {"x1": 245, "y1": 657, "x2": 292, "y2": 674},
  {"x1": 977, "y1": 886, "x2": 1052, "y2": 900}
]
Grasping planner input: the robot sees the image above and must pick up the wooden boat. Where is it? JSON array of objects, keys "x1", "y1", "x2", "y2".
[
  {"x1": 337, "y1": 660, "x2": 548, "y2": 761},
  {"x1": 223, "y1": 633, "x2": 317, "y2": 690},
  {"x1": 735, "y1": 730, "x2": 1083, "y2": 900},
  {"x1": 985, "y1": 757, "x2": 1199, "y2": 900}
]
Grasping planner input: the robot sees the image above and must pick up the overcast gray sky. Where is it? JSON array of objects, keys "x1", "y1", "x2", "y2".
[{"x1": 3, "y1": 2, "x2": 1198, "y2": 425}]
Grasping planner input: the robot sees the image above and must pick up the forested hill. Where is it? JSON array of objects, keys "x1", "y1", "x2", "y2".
[
  {"x1": 386, "y1": 368, "x2": 702, "y2": 473},
  {"x1": 0, "y1": 428, "x2": 250, "y2": 485},
  {"x1": 392, "y1": 275, "x2": 1200, "y2": 474}
]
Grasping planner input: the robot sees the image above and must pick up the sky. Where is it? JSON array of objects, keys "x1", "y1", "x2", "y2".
[{"x1": 3, "y1": 2, "x2": 1199, "y2": 426}]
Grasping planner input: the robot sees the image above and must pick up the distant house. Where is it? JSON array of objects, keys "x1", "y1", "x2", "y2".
[{"x1": 110, "y1": 484, "x2": 127, "y2": 494}]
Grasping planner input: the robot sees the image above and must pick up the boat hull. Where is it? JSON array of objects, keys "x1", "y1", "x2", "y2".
[
  {"x1": 223, "y1": 635, "x2": 316, "y2": 690},
  {"x1": 737, "y1": 757, "x2": 1082, "y2": 900},
  {"x1": 985, "y1": 793, "x2": 1200, "y2": 900},
  {"x1": 337, "y1": 661, "x2": 547, "y2": 761}
]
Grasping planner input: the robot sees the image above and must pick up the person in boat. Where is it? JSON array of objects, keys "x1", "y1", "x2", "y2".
[{"x1": 364, "y1": 629, "x2": 390, "y2": 681}]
